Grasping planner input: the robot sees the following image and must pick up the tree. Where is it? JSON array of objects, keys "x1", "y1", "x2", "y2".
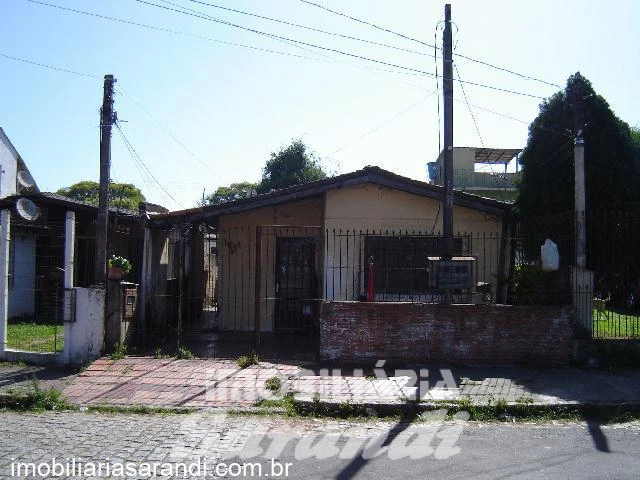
[
  {"x1": 56, "y1": 180, "x2": 146, "y2": 211},
  {"x1": 516, "y1": 72, "x2": 639, "y2": 221},
  {"x1": 200, "y1": 140, "x2": 329, "y2": 205},
  {"x1": 515, "y1": 72, "x2": 640, "y2": 279},
  {"x1": 200, "y1": 181, "x2": 258, "y2": 206},
  {"x1": 258, "y1": 139, "x2": 327, "y2": 193}
]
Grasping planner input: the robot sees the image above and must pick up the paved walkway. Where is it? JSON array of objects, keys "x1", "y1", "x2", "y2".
[{"x1": 51, "y1": 357, "x2": 640, "y2": 409}]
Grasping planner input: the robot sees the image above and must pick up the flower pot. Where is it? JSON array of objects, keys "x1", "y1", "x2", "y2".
[{"x1": 108, "y1": 266, "x2": 124, "y2": 281}]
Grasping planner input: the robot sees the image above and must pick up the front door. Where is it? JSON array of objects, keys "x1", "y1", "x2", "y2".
[{"x1": 275, "y1": 237, "x2": 316, "y2": 333}]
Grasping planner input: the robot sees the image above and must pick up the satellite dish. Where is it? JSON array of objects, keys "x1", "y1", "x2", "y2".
[
  {"x1": 17, "y1": 171, "x2": 36, "y2": 191},
  {"x1": 16, "y1": 198, "x2": 40, "y2": 221}
]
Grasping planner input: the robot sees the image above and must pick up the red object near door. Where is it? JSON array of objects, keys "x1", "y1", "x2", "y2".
[{"x1": 367, "y1": 256, "x2": 375, "y2": 302}]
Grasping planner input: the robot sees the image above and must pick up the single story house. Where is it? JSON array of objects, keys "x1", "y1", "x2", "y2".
[{"x1": 141, "y1": 166, "x2": 512, "y2": 346}]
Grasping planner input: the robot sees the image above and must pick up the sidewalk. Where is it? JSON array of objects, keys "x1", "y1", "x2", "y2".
[
  {"x1": 2, "y1": 357, "x2": 639, "y2": 410},
  {"x1": 53, "y1": 357, "x2": 640, "y2": 409}
]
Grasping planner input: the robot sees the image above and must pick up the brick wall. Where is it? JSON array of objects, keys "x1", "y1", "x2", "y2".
[{"x1": 319, "y1": 302, "x2": 573, "y2": 365}]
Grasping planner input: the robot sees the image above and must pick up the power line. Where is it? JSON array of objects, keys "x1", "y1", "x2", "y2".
[
  {"x1": 0, "y1": 51, "x2": 98, "y2": 78},
  {"x1": 115, "y1": 122, "x2": 184, "y2": 208},
  {"x1": 135, "y1": 0, "x2": 547, "y2": 99},
  {"x1": 330, "y1": 92, "x2": 435, "y2": 155},
  {"x1": 116, "y1": 86, "x2": 213, "y2": 172},
  {"x1": 454, "y1": 63, "x2": 484, "y2": 147},
  {"x1": 24, "y1": 0, "x2": 322, "y2": 62},
  {"x1": 181, "y1": 0, "x2": 430, "y2": 57},
  {"x1": 297, "y1": 0, "x2": 561, "y2": 89}
]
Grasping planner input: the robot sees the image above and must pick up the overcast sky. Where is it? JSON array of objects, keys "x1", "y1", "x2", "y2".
[{"x1": 1, "y1": 0, "x2": 638, "y2": 209}]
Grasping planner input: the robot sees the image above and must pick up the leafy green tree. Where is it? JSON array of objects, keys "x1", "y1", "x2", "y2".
[
  {"x1": 200, "y1": 181, "x2": 259, "y2": 206},
  {"x1": 56, "y1": 180, "x2": 146, "y2": 211},
  {"x1": 258, "y1": 139, "x2": 327, "y2": 193}
]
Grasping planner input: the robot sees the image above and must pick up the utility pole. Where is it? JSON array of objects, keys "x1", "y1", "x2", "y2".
[
  {"x1": 96, "y1": 74, "x2": 116, "y2": 285},
  {"x1": 442, "y1": 4, "x2": 454, "y2": 259},
  {"x1": 572, "y1": 83, "x2": 586, "y2": 269}
]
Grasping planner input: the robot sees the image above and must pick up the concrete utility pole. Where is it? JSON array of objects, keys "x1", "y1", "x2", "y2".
[
  {"x1": 572, "y1": 83, "x2": 586, "y2": 269},
  {"x1": 96, "y1": 74, "x2": 116, "y2": 285},
  {"x1": 442, "y1": 4, "x2": 454, "y2": 259}
]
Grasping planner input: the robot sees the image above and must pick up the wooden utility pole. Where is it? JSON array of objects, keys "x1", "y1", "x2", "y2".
[
  {"x1": 442, "y1": 4, "x2": 454, "y2": 259},
  {"x1": 96, "y1": 74, "x2": 116, "y2": 285},
  {"x1": 573, "y1": 83, "x2": 586, "y2": 269}
]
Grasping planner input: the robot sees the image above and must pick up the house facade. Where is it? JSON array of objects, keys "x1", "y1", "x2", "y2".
[{"x1": 141, "y1": 167, "x2": 511, "y2": 346}]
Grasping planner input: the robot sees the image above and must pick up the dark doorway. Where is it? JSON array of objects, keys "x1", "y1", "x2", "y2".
[{"x1": 275, "y1": 237, "x2": 317, "y2": 333}]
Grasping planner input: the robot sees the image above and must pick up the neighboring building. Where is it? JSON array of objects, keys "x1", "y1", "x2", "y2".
[
  {"x1": 142, "y1": 166, "x2": 512, "y2": 345},
  {"x1": 0, "y1": 192, "x2": 142, "y2": 321},
  {"x1": 0, "y1": 127, "x2": 39, "y2": 199},
  {"x1": 427, "y1": 147, "x2": 521, "y2": 202}
]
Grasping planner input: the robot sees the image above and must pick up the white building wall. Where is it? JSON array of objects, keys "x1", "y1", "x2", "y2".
[{"x1": 0, "y1": 131, "x2": 18, "y2": 198}]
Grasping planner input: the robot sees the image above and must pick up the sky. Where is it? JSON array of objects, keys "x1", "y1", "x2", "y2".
[{"x1": 1, "y1": 0, "x2": 638, "y2": 210}]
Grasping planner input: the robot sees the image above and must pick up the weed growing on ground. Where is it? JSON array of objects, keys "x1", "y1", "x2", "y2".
[
  {"x1": 176, "y1": 346, "x2": 194, "y2": 360},
  {"x1": 0, "y1": 378, "x2": 71, "y2": 412},
  {"x1": 264, "y1": 376, "x2": 282, "y2": 393},
  {"x1": 237, "y1": 351, "x2": 259, "y2": 368},
  {"x1": 110, "y1": 342, "x2": 127, "y2": 361}
]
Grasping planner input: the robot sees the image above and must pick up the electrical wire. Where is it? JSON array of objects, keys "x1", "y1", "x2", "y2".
[
  {"x1": 23, "y1": 0, "x2": 550, "y2": 99},
  {"x1": 329, "y1": 92, "x2": 435, "y2": 155},
  {"x1": 455, "y1": 62, "x2": 484, "y2": 147},
  {"x1": 181, "y1": 0, "x2": 430, "y2": 57},
  {"x1": 297, "y1": 0, "x2": 562, "y2": 89},
  {"x1": 0, "y1": 51, "x2": 98, "y2": 78},
  {"x1": 115, "y1": 122, "x2": 184, "y2": 208},
  {"x1": 134, "y1": 0, "x2": 547, "y2": 99},
  {"x1": 24, "y1": 0, "x2": 322, "y2": 62},
  {"x1": 116, "y1": 86, "x2": 213, "y2": 172}
]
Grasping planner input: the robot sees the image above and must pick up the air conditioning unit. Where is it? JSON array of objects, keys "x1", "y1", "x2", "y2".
[{"x1": 427, "y1": 256, "x2": 476, "y2": 290}]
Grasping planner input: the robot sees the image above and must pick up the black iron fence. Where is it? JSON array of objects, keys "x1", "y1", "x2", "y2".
[
  {"x1": 139, "y1": 210, "x2": 640, "y2": 347},
  {"x1": 513, "y1": 210, "x2": 640, "y2": 339},
  {"x1": 324, "y1": 229, "x2": 502, "y2": 304}
]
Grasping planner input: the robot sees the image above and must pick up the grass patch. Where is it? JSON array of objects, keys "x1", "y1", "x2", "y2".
[
  {"x1": 85, "y1": 405, "x2": 195, "y2": 415},
  {"x1": 0, "y1": 378, "x2": 71, "y2": 412},
  {"x1": 593, "y1": 309, "x2": 640, "y2": 338},
  {"x1": 0, "y1": 360, "x2": 27, "y2": 368},
  {"x1": 7, "y1": 322, "x2": 63, "y2": 353},
  {"x1": 237, "y1": 351, "x2": 259, "y2": 369}
]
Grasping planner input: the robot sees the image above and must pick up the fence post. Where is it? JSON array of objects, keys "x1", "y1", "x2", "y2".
[
  {"x1": 62, "y1": 211, "x2": 75, "y2": 364},
  {"x1": 0, "y1": 209, "x2": 9, "y2": 355},
  {"x1": 254, "y1": 226, "x2": 262, "y2": 346}
]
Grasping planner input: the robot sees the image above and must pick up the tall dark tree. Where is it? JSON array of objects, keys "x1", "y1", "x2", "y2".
[
  {"x1": 515, "y1": 73, "x2": 640, "y2": 283},
  {"x1": 258, "y1": 139, "x2": 327, "y2": 193},
  {"x1": 516, "y1": 72, "x2": 639, "y2": 220}
]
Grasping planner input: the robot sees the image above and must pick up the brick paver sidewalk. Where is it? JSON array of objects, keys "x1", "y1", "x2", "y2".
[{"x1": 60, "y1": 357, "x2": 640, "y2": 409}]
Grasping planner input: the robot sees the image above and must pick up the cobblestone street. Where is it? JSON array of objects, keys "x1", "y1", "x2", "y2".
[
  {"x1": 2, "y1": 412, "x2": 640, "y2": 479},
  {"x1": 0, "y1": 411, "x2": 399, "y2": 479}
]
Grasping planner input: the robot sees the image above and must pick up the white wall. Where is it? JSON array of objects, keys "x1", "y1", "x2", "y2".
[
  {"x1": 63, "y1": 287, "x2": 105, "y2": 365},
  {"x1": 0, "y1": 133, "x2": 18, "y2": 198},
  {"x1": 8, "y1": 234, "x2": 36, "y2": 318}
]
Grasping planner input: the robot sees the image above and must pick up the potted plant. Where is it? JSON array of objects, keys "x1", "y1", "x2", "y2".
[{"x1": 108, "y1": 255, "x2": 132, "y2": 281}]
